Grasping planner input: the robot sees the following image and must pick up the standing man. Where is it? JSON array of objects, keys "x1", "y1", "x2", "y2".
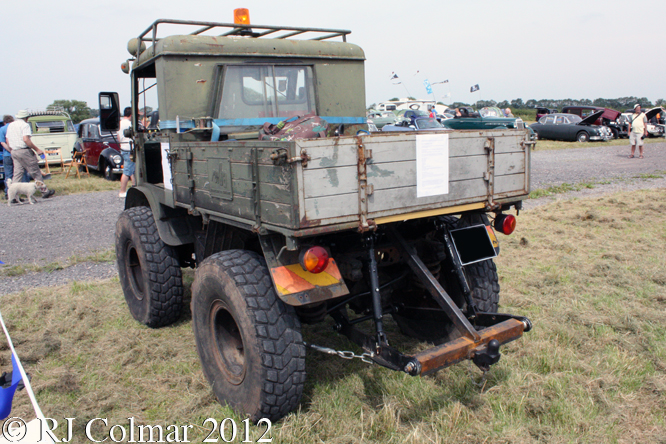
[
  {"x1": 6, "y1": 110, "x2": 55, "y2": 198},
  {"x1": 118, "y1": 107, "x2": 136, "y2": 198},
  {"x1": 628, "y1": 104, "x2": 648, "y2": 159}
]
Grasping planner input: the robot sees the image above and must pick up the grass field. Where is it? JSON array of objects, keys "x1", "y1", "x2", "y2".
[{"x1": 2, "y1": 188, "x2": 665, "y2": 443}]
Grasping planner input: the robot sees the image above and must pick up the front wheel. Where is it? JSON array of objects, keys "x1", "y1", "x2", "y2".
[
  {"x1": 116, "y1": 206, "x2": 184, "y2": 327},
  {"x1": 102, "y1": 159, "x2": 117, "y2": 181},
  {"x1": 576, "y1": 131, "x2": 590, "y2": 142},
  {"x1": 191, "y1": 250, "x2": 306, "y2": 422}
]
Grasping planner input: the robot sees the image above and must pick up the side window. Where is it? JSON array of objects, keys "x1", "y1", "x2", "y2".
[
  {"x1": 137, "y1": 74, "x2": 158, "y2": 130},
  {"x1": 89, "y1": 125, "x2": 100, "y2": 139},
  {"x1": 218, "y1": 65, "x2": 316, "y2": 121},
  {"x1": 555, "y1": 116, "x2": 565, "y2": 124},
  {"x1": 542, "y1": 116, "x2": 555, "y2": 124}
]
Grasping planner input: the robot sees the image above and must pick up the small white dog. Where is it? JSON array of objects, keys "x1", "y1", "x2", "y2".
[{"x1": 6, "y1": 179, "x2": 48, "y2": 206}]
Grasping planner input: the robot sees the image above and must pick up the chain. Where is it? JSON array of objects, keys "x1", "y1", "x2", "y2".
[{"x1": 304, "y1": 342, "x2": 375, "y2": 364}]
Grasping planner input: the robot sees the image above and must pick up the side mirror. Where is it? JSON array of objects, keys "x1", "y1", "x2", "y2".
[{"x1": 99, "y1": 92, "x2": 120, "y2": 132}]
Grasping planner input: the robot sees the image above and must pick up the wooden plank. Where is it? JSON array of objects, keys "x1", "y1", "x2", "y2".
[
  {"x1": 495, "y1": 173, "x2": 528, "y2": 195},
  {"x1": 174, "y1": 185, "x2": 296, "y2": 228},
  {"x1": 301, "y1": 152, "x2": 525, "y2": 199}
]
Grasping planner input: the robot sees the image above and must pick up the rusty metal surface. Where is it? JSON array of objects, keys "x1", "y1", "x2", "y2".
[{"x1": 413, "y1": 319, "x2": 525, "y2": 375}]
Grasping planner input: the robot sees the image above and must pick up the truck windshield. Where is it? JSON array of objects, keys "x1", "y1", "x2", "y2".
[{"x1": 218, "y1": 65, "x2": 316, "y2": 121}]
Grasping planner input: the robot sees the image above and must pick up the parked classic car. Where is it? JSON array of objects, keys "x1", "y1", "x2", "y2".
[
  {"x1": 530, "y1": 112, "x2": 613, "y2": 142},
  {"x1": 440, "y1": 106, "x2": 526, "y2": 131},
  {"x1": 366, "y1": 110, "x2": 396, "y2": 129},
  {"x1": 536, "y1": 107, "x2": 558, "y2": 122},
  {"x1": 562, "y1": 105, "x2": 622, "y2": 138},
  {"x1": 381, "y1": 117, "x2": 447, "y2": 132},
  {"x1": 74, "y1": 117, "x2": 123, "y2": 180}
]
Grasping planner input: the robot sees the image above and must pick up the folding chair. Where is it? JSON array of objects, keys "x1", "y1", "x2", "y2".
[
  {"x1": 43, "y1": 148, "x2": 65, "y2": 174},
  {"x1": 64, "y1": 150, "x2": 90, "y2": 179}
]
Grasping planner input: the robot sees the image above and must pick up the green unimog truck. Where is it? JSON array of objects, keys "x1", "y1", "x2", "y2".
[{"x1": 103, "y1": 14, "x2": 533, "y2": 423}]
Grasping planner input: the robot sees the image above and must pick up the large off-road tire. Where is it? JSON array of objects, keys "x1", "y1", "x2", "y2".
[
  {"x1": 394, "y1": 259, "x2": 500, "y2": 343},
  {"x1": 191, "y1": 250, "x2": 306, "y2": 422},
  {"x1": 116, "y1": 206, "x2": 183, "y2": 328},
  {"x1": 393, "y1": 215, "x2": 500, "y2": 343}
]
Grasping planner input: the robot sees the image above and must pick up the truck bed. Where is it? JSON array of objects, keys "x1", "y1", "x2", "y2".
[{"x1": 170, "y1": 129, "x2": 530, "y2": 235}]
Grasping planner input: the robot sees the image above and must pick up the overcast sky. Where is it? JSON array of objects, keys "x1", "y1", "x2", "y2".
[{"x1": 3, "y1": 0, "x2": 664, "y2": 114}]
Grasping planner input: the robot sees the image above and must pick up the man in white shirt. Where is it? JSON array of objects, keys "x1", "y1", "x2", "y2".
[
  {"x1": 6, "y1": 110, "x2": 55, "y2": 198},
  {"x1": 628, "y1": 104, "x2": 648, "y2": 159},
  {"x1": 118, "y1": 107, "x2": 136, "y2": 198}
]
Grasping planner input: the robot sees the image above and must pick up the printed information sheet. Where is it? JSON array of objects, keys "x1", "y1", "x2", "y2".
[
  {"x1": 161, "y1": 142, "x2": 173, "y2": 190},
  {"x1": 416, "y1": 134, "x2": 449, "y2": 197}
]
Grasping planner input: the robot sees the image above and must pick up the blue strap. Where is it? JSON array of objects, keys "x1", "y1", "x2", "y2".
[{"x1": 162, "y1": 116, "x2": 366, "y2": 130}]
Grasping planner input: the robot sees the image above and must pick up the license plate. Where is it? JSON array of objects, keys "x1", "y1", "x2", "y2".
[{"x1": 449, "y1": 224, "x2": 498, "y2": 265}]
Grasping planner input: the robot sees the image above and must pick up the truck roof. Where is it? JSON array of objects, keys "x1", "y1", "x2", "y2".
[{"x1": 132, "y1": 19, "x2": 364, "y2": 66}]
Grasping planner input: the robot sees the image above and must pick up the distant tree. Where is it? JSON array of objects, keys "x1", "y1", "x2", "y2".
[
  {"x1": 656, "y1": 99, "x2": 665, "y2": 107},
  {"x1": 525, "y1": 99, "x2": 537, "y2": 108},
  {"x1": 388, "y1": 97, "x2": 400, "y2": 102},
  {"x1": 510, "y1": 98, "x2": 524, "y2": 108},
  {"x1": 451, "y1": 101, "x2": 470, "y2": 108},
  {"x1": 47, "y1": 99, "x2": 93, "y2": 123},
  {"x1": 475, "y1": 100, "x2": 497, "y2": 108},
  {"x1": 407, "y1": 96, "x2": 416, "y2": 101},
  {"x1": 496, "y1": 100, "x2": 510, "y2": 109},
  {"x1": 367, "y1": 103, "x2": 377, "y2": 111}
]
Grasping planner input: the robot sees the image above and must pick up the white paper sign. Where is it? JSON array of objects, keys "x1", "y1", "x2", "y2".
[
  {"x1": 161, "y1": 142, "x2": 173, "y2": 190},
  {"x1": 416, "y1": 134, "x2": 449, "y2": 197}
]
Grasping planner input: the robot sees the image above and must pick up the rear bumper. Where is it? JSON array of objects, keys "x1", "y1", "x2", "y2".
[{"x1": 413, "y1": 318, "x2": 526, "y2": 375}]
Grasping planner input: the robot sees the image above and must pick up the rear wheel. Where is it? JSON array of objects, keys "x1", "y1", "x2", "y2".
[
  {"x1": 191, "y1": 250, "x2": 306, "y2": 422},
  {"x1": 393, "y1": 215, "x2": 500, "y2": 343},
  {"x1": 576, "y1": 131, "x2": 590, "y2": 142},
  {"x1": 116, "y1": 206, "x2": 183, "y2": 327},
  {"x1": 393, "y1": 259, "x2": 499, "y2": 343}
]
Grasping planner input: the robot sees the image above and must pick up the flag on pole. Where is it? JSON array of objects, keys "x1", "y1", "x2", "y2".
[
  {"x1": 470, "y1": 84, "x2": 480, "y2": 93},
  {"x1": 390, "y1": 72, "x2": 399, "y2": 80},
  {"x1": 423, "y1": 79, "x2": 433, "y2": 95}
]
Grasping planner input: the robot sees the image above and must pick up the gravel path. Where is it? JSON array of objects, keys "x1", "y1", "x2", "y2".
[{"x1": 1, "y1": 140, "x2": 664, "y2": 295}]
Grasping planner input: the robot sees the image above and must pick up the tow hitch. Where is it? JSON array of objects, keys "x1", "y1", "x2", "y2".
[{"x1": 321, "y1": 226, "x2": 532, "y2": 376}]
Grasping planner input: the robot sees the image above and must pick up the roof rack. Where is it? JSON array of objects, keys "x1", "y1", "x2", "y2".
[
  {"x1": 135, "y1": 19, "x2": 351, "y2": 57},
  {"x1": 26, "y1": 107, "x2": 71, "y2": 118}
]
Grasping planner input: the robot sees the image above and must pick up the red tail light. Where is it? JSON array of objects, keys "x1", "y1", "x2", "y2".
[
  {"x1": 299, "y1": 246, "x2": 329, "y2": 274},
  {"x1": 494, "y1": 214, "x2": 516, "y2": 235}
]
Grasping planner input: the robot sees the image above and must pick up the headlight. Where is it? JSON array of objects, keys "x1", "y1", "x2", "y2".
[{"x1": 112, "y1": 154, "x2": 122, "y2": 165}]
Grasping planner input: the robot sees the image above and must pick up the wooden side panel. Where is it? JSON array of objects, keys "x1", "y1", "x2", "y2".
[{"x1": 298, "y1": 130, "x2": 530, "y2": 224}]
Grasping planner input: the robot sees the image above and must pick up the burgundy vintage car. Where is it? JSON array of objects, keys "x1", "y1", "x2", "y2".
[{"x1": 75, "y1": 117, "x2": 123, "y2": 180}]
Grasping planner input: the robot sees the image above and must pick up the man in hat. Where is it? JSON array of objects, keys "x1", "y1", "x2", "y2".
[
  {"x1": 628, "y1": 104, "x2": 648, "y2": 159},
  {"x1": 5, "y1": 110, "x2": 55, "y2": 198}
]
